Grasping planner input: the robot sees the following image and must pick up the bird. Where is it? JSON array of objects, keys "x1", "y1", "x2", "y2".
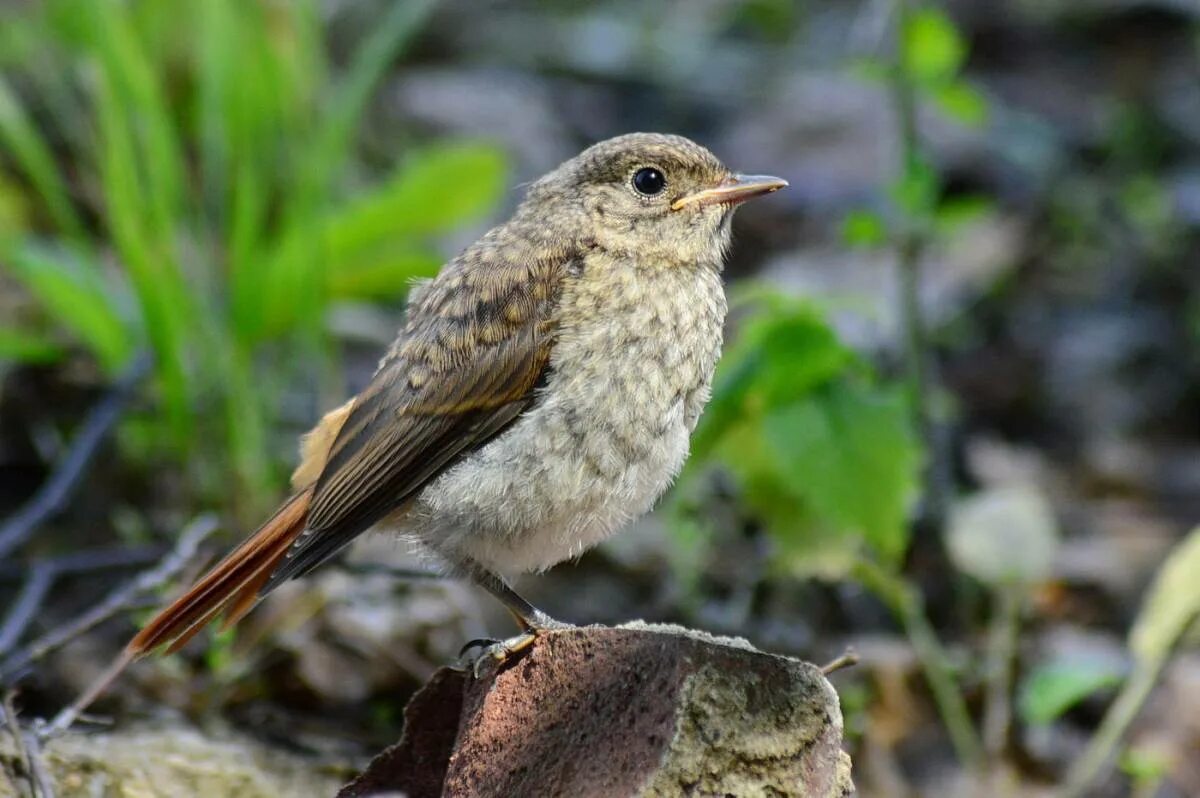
[{"x1": 126, "y1": 132, "x2": 787, "y2": 662}]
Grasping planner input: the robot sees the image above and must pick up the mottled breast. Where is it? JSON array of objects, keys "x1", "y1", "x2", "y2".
[{"x1": 409, "y1": 255, "x2": 726, "y2": 575}]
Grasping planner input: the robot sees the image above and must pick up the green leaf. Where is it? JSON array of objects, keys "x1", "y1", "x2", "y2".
[
  {"x1": 693, "y1": 301, "x2": 853, "y2": 457},
  {"x1": 1019, "y1": 661, "x2": 1123, "y2": 725},
  {"x1": 324, "y1": 143, "x2": 508, "y2": 258},
  {"x1": 710, "y1": 418, "x2": 862, "y2": 579},
  {"x1": 1129, "y1": 525, "x2": 1200, "y2": 666},
  {"x1": 935, "y1": 81, "x2": 988, "y2": 127},
  {"x1": 946, "y1": 486, "x2": 1059, "y2": 588},
  {"x1": 902, "y1": 7, "x2": 967, "y2": 84},
  {"x1": 1119, "y1": 747, "x2": 1172, "y2": 785},
  {"x1": 328, "y1": 249, "x2": 442, "y2": 299},
  {"x1": 761, "y1": 382, "x2": 921, "y2": 563},
  {"x1": 683, "y1": 295, "x2": 920, "y2": 572},
  {"x1": 6, "y1": 244, "x2": 133, "y2": 371},
  {"x1": 841, "y1": 209, "x2": 889, "y2": 248},
  {"x1": 0, "y1": 327, "x2": 65, "y2": 363}
]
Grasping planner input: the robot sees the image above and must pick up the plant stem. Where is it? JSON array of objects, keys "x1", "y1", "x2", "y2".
[
  {"x1": 890, "y1": 0, "x2": 949, "y2": 524},
  {"x1": 982, "y1": 587, "x2": 1021, "y2": 762},
  {"x1": 854, "y1": 559, "x2": 985, "y2": 769},
  {"x1": 1059, "y1": 664, "x2": 1160, "y2": 798}
]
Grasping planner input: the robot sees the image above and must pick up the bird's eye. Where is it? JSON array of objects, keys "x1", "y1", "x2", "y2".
[{"x1": 632, "y1": 167, "x2": 666, "y2": 196}]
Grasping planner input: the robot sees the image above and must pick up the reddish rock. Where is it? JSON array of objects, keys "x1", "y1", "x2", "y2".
[{"x1": 340, "y1": 623, "x2": 853, "y2": 797}]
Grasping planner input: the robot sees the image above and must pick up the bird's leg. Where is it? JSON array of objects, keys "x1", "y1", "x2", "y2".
[
  {"x1": 455, "y1": 563, "x2": 574, "y2": 676},
  {"x1": 470, "y1": 565, "x2": 573, "y2": 632}
]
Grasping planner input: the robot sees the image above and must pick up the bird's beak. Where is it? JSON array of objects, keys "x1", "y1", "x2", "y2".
[{"x1": 671, "y1": 173, "x2": 789, "y2": 211}]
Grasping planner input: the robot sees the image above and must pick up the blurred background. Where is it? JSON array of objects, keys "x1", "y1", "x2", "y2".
[{"x1": 1, "y1": 0, "x2": 1198, "y2": 795}]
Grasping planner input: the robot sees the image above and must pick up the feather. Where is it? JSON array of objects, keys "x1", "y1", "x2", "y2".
[{"x1": 125, "y1": 489, "x2": 313, "y2": 656}]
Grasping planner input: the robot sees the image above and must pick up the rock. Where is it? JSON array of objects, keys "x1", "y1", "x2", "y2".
[
  {"x1": 0, "y1": 722, "x2": 344, "y2": 797},
  {"x1": 339, "y1": 623, "x2": 853, "y2": 798}
]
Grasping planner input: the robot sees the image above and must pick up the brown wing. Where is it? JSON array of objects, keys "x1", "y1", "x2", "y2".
[{"x1": 263, "y1": 242, "x2": 569, "y2": 591}]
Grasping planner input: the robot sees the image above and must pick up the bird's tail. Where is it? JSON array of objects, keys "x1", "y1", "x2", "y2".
[{"x1": 126, "y1": 488, "x2": 314, "y2": 657}]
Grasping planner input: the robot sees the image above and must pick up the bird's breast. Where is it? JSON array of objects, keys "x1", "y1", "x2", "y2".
[
  {"x1": 548, "y1": 255, "x2": 727, "y2": 457},
  {"x1": 409, "y1": 256, "x2": 727, "y2": 575}
]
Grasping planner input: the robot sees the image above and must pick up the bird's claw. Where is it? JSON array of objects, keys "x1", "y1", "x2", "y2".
[
  {"x1": 458, "y1": 637, "x2": 500, "y2": 659},
  {"x1": 455, "y1": 632, "x2": 537, "y2": 678}
]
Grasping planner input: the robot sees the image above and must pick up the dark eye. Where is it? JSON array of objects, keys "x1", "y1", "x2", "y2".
[{"x1": 632, "y1": 167, "x2": 666, "y2": 196}]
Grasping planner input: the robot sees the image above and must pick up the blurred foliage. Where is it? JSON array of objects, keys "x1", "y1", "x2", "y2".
[
  {"x1": 1019, "y1": 660, "x2": 1123, "y2": 726},
  {"x1": 730, "y1": 0, "x2": 801, "y2": 42},
  {"x1": 674, "y1": 292, "x2": 921, "y2": 578},
  {"x1": 0, "y1": 0, "x2": 506, "y2": 512},
  {"x1": 901, "y1": 6, "x2": 988, "y2": 126},
  {"x1": 672, "y1": 5, "x2": 994, "y2": 768},
  {"x1": 844, "y1": 4, "x2": 992, "y2": 253},
  {"x1": 1063, "y1": 526, "x2": 1200, "y2": 796},
  {"x1": 946, "y1": 486, "x2": 1059, "y2": 589},
  {"x1": 678, "y1": 2, "x2": 1200, "y2": 788},
  {"x1": 1118, "y1": 747, "x2": 1172, "y2": 794},
  {"x1": 1129, "y1": 526, "x2": 1200, "y2": 669}
]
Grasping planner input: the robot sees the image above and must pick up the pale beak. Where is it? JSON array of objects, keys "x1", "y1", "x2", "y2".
[{"x1": 671, "y1": 173, "x2": 789, "y2": 211}]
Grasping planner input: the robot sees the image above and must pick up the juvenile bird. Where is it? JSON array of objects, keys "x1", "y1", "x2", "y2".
[{"x1": 127, "y1": 133, "x2": 786, "y2": 660}]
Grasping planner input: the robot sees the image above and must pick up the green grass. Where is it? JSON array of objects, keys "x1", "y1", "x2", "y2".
[{"x1": 0, "y1": 0, "x2": 507, "y2": 513}]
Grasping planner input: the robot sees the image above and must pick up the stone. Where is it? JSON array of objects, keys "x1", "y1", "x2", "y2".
[
  {"x1": 340, "y1": 623, "x2": 853, "y2": 798},
  {"x1": 0, "y1": 722, "x2": 344, "y2": 797}
]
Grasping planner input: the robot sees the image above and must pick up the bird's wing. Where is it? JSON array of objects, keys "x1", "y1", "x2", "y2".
[{"x1": 263, "y1": 244, "x2": 570, "y2": 591}]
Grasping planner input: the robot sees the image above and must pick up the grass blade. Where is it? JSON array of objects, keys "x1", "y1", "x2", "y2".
[
  {"x1": 6, "y1": 242, "x2": 133, "y2": 371},
  {"x1": 324, "y1": 143, "x2": 507, "y2": 258},
  {"x1": 0, "y1": 77, "x2": 85, "y2": 239}
]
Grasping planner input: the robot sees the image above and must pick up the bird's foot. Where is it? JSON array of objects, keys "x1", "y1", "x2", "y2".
[
  {"x1": 455, "y1": 632, "x2": 536, "y2": 678},
  {"x1": 455, "y1": 614, "x2": 576, "y2": 678}
]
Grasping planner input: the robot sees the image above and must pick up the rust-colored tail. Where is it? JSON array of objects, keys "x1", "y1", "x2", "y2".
[{"x1": 126, "y1": 488, "x2": 313, "y2": 657}]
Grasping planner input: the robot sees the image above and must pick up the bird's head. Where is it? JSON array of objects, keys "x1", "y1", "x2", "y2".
[{"x1": 524, "y1": 132, "x2": 786, "y2": 267}]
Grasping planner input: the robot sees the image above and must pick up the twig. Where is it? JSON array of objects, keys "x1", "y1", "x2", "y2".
[
  {"x1": 2, "y1": 690, "x2": 55, "y2": 797},
  {"x1": 0, "y1": 547, "x2": 166, "y2": 650},
  {"x1": 0, "y1": 546, "x2": 166, "y2": 672},
  {"x1": 0, "y1": 565, "x2": 56, "y2": 654},
  {"x1": 36, "y1": 515, "x2": 219, "y2": 738},
  {"x1": 19, "y1": 731, "x2": 54, "y2": 798},
  {"x1": 0, "y1": 351, "x2": 152, "y2": 560},
  {"x1": 0, "y1": 515, "x2": 219, "y2": 684},
  {"x1": 2, "y1": 691, "x2": 32, "y2": 797},
  {"x1": 0, "y1": 545, "x2": 164, "y2": 583},
  {"x1": 821, "y1": 648, "x2": 861, "y2": 675}
]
